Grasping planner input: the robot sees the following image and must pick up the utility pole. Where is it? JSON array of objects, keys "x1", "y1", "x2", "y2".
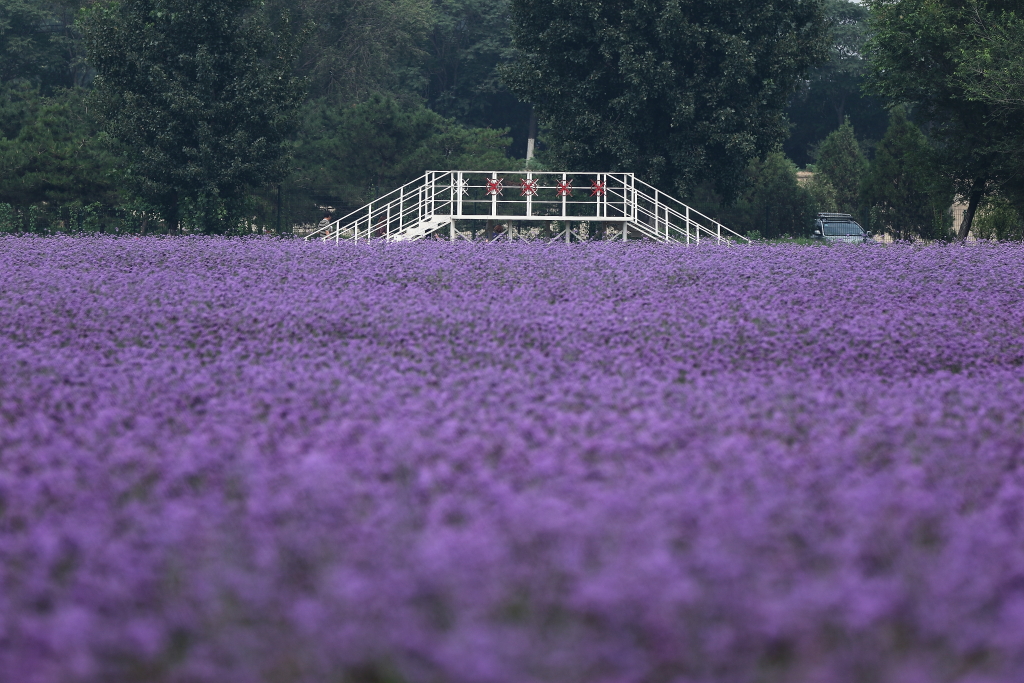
[{"x1": 526, "y1": 107, "x2": 538, "y2": 161}]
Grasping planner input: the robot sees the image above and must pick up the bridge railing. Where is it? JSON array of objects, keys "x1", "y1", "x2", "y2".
[
  {"x1": 304, "y1": 171, "x2": 749, "y2": 244},
  {"x1": 305, "y1": 172, "x2": 456, "y2": 242},
  {"x1": 625, "y1": 176, "x2": 749, "y2": 245}
]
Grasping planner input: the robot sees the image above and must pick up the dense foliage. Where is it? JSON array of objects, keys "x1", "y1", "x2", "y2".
[
  {"x1": 80, "y1": 0, "x2": 307, "y2": 234},
  {"x1": 503, "y1": 0, "x2": 829, "y2": 201},
  {"x1": 5, "y1": 238, "x2": 1024, "y2": 681},
  {"x1": 865, "y1": 0, "x2": 1023, "y2": 238},
  {"x1": 0, "y1": 0, "x2": 85, "y2": 91},
  {"x1": 1, "y1": 0, "x2": 1022, "y2": 236},
  {"x1": 784, "y1": 0, "x2": 888, "y2": 166},
  {"x1": 290, "y1": 94, "x2": 511, "y2": 207},
  {"x1": 813, "y1": 118, "x2": 867, "y2": 216},
  {"x1": 862, "y1": 107, "x2": 952, "y2": 240}
]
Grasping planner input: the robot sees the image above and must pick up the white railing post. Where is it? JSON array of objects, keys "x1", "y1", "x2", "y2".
[
  {"x1": 457, "y1": 171, "x2": 463, "y2": 217},
  {"x1": 562, "y1": 172, "x2": 568, "y2": 230},
  {"x1": 527, "y1": 171, "x2": 533, "y2": 218},
  {"x1": 492, "y1": 171, "x2": 498, "y2": 217},
  {"x1": 686, "y1": 205, "x2": 690, "y2": 245},
  {"x1": 653, "y1": 188, "x2": 659, "y2": 239}
]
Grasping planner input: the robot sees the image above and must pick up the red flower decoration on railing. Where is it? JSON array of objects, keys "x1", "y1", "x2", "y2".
[
  {"x1": 519, "y1": 178, "x2": 539, "y2": 196},
  {"x1": 486, "y1": 178, "x2": 504, "y2": 196},
  {"x1": 590, "y1": 180, "x2": 606, "y2": 197},
  {"x1": 556, "y1": 180, "x2": 573, "y2": 197}
]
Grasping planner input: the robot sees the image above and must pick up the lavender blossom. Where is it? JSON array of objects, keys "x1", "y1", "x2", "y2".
[{"x1": 2, "y1": 236, "x2": 1024, "y2": 683}]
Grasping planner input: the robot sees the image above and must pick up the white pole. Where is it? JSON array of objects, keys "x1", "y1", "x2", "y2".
[
  {"x1": 527, "y1": 171, "x2": 533, "y2": 218},
  {"x1": 457, "y1": 171, "x2": 463, "y2": 217}
]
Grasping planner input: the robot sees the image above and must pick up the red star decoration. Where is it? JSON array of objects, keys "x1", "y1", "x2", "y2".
[
  {"x1": 486, "y1": 178, "x2": 504, "y2": 196},
  {"x1": 590, "y1": 180, "x2": 607, "y2": 197},
  {"x1": 556, "y1": 180, "x2": 573, "y2": 197},
  {"x1": 519, "y1": 178, "x2": 539, "y2": 196}
]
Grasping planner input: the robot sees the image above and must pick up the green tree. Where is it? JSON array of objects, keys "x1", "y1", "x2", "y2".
[
  {"x1": 955, "y1": 5, "x2": 1024, "y2": 212},
  {"x1": 785, "y1": 0, "x2": 889, "y2": 165},
  {"x1": 863, "y1": 107, "x2": 951, "y2": 240},
  {"x1": 865, "y1": 0, "x2": 1020, "y2": 239},
  {"x1": 502, "y1": 0, "x2": 828, "y2": 200},
  {"x1": 80, "y1": 0, "x2": 306, "y2": 233},
  {"x1": 0, "y1": 80, "x2": 42, "y2": 139},
  {"x1": 741, "y1": 151, "x2": 816, "y2": 238},
  {"x1": 290, "y1": 94, "x2": 511, "y2": 207},
  {"x1": 814, "y1": 117, "x2": 866, "y2": 214},
  {"x1": 973, "y1": 195, "x2": 1024, "y2": 241},
  {"x1": 422, "y1": 0, "x2": 530, "y2": 150},
  {"x1": 688, "y1": 151, "x2": 817, "y2": 239},
  {"x1": 0, "y1": 87, "x2": 122, "y2": 209},
  {"x1": 263, "y1": 0, "x2": 433, "y2": 105},
  {"x1": 1, "y1": 0, "x2": 86, "y2": 91},
  {"x1": 956, "y1": 6, "x2": 1024, "y2": 114}
]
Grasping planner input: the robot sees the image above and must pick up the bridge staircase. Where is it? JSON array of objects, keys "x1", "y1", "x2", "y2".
[{"x1": 306, "y1": 171, "x2": 749, "y2": 245}]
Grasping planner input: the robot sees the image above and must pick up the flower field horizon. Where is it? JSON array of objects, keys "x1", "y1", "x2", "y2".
[{"x1": 3, "y1": 236, "x2": 1024, "y2": 683}]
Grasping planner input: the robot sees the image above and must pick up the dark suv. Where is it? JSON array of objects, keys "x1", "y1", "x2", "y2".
[{"x1": 813, "y1": 213, "x2": 872, "y2": 244}]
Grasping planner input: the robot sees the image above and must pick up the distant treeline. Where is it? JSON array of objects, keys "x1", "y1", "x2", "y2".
[{"x1": 0, "y1": 0, "x2": 1021, "y2": 239}]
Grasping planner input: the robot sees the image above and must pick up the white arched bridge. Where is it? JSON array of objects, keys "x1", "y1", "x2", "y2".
[{"x1": 306, "y1": 171, "x2": 749, "y2": 245}]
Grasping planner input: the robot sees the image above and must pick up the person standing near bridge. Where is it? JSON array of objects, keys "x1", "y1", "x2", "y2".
[{"x1": 317, "y1": 213, "x2": 332, "y2": 236}]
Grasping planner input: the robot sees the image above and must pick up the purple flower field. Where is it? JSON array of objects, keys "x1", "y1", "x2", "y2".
[{"x1": 3, "y1": 236, "x2": 1024, "y2": 683}]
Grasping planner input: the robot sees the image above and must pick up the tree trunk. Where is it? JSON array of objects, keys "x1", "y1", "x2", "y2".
[
  {"x1": 834, "y1": 94, "x2": 848, "y2": 128},
  {"x1": 167, "y1": 192, "x2": 181, "y2": 234},
  {"x1": 956, "y1": 178, "x2": 987, "y2": 240}
]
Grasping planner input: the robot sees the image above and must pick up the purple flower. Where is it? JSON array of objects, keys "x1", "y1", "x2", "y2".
[{"x1": 2, "y1": 236, "x2": 1024, "y2": 682}]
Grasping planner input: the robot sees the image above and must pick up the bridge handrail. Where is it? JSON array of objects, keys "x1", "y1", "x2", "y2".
[
  {"x1": 305, "y1": 171, "x2": 449, "y2": 241},
  {"x1": 630, "y1": 176, "x2": 750, "y2": 244},
  {"x1": 307, "y1": 170, "x2": 748, "y2": 244}
]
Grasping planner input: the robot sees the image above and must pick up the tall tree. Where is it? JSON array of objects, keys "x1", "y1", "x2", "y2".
[
  {"x1": 80, "y1": 0, "x2": 306, "y2": 233},
  {"x1": 865, "y1": 0, "x2": 1020, "y2": 239},
  {"x1": 0, "y1": 86, "x2": 121, "y2": 208},
  {"x1": 502, "y1": 0, "x2": 829, "y2": 200},
  {"x1": 422, "y1": 0, "x2": 530, "y2": 153},
  {"x1": 955, "y1": 5, "x2": 1024, "y2": 211},
  {"x1": 290, "y1": 94, "x2": 511, "y2": 208},
  {"x1": 785, "y1": 0, "x2": 888, "y2": 166},
  {"x1": 263, "y1": 0, "x2": 433, "y2": 104},
  {"x1": 0, "y1": 0, "x2": 86, "y2": 92},
  {"x1": 862, "y1": 107, "x2": 951, "y2": 240},
  {"x1": 815, "y1": 117, "x2": 867, "y2": 215}
]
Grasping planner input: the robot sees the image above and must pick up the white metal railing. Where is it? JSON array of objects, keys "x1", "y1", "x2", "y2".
[{"x1": 305, "y1": 171, "x2": 749, "y2": 245}]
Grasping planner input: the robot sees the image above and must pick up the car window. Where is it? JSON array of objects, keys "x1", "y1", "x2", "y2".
[{"x1": 823, "y1": 221, "x2": 864, "y2": 236}]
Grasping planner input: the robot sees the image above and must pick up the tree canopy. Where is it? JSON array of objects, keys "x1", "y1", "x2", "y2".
[
  {"x1": 862, "y1": 107, "x2": 951, "y2": 240},
  {"x1": 290, "y1": 94, "x2": 511, "y2": 208},
  {"x1": 785, "y1": 0, "x2": 888, "y2": 165},
  {"x1": 2, "y1": 0, "x2": 1022, "y2": 238},
  {"x1": 815, "y1": 117, "x2": 866, "y2": 215},
  {"x1": 865, "y1": 0, "x2": 1022, "y2": 238},
  {"x1": 80, "y1": 0, "x2": 306, "y2": 233},
  {"x1": 503, "y1": 0, "x2": 829, "y2": 200}
]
